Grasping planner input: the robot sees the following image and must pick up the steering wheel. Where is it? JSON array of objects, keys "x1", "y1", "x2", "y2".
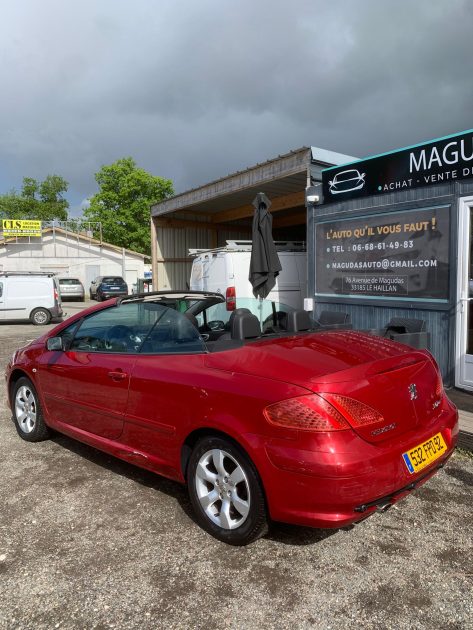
[
  {"x1": 207, "y1": 320, "x2": 225, "y2": 331},
  {"x1": 104, "y1": 325, "x2": 133, "y2": 351}
]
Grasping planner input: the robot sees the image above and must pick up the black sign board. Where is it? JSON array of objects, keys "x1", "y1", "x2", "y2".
[
  {"x1": 315, "y1": 207, "x2": 450, "y2": 300},
  {"x1": 322, "y1": 129, "x2": 473, "y2": 202}
]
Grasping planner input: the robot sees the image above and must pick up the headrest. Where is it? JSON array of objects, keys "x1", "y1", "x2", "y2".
[
  {"x1": 231, "y1": 312, "x2": 261, "y2": 340},
  {"x1": 318, "y1": 310, "x2": 350, "y2": 325},
  {"x1": 284, "y1": 310, "x2": 313, "y2": 333},
  {"x1": 174, "y1": 315, "x2": 200, "y2": 342},
  {"x1": 385, "y1": 317, "x2": 426, "y2": 333},
  {"x1": 228, "y1": 308, "x2": 251, "y2": 327}
]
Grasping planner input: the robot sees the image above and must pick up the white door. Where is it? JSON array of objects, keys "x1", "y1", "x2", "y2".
[
  {"x1": 85, "y1": 265, "x2": 100, "y2": 294},
  {"x1": 456, "y1": 196, "x2": 473, "y2": 389},
  {"x1": 125, "y1": 269, "x2": 138, "y2": 292}
]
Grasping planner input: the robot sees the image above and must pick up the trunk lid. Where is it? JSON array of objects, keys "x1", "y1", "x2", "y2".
[
  {"x1": 205, "y1": 331, "x2": 415, "y2": 385},
  {"x1": 205, "y1": 331, "x2": 442, "y2": 444},
  {"x1": 315, "y1": 355, "x2": 441, "y2": 444}
]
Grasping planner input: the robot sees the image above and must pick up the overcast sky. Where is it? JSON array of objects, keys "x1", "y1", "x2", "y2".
[{"x1": 1, "y1": 0, "x2": 472, "y2": 215}]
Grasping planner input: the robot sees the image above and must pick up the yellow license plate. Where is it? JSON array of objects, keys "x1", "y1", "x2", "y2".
[{"x1": 402, "y1": 432, "x2": 447, "y2": 474}]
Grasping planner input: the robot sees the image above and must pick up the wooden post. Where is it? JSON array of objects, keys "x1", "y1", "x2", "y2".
[{"x1": 150, "y1": 216, "x2": 159, "y2": 290}]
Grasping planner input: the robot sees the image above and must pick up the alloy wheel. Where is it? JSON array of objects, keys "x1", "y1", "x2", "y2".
[
  {"x1": 195, "y1": 448, "x2": 250, "y2": 530},
  {"x1": 15, "y1": 385, "x2": 37, "y2": 434},
  {"x1": 33, "y1": 310, "x2": 48, "y2": 325}
]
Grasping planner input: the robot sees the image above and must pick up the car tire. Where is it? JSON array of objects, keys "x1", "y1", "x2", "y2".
[
  {"x1": 12, "y1": 377, "x2": 50, "y2": 442},
  {"x1": 30, "y1": 308, "x2": 51, "y2": 326},
  {"x1": 187, "y1": 435, "x2": 268, "y2": 545},
  {"x1": 89, "y1": 290, "x2": 94, "y2": 300}
]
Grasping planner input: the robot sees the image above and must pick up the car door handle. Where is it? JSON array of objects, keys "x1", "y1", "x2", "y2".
[{"x1": 107, "y1": 371, "x2": 127, "y2": 381}]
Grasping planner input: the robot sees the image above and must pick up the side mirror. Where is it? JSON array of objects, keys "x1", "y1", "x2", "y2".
[{"x1": 46, "y1": 336, "x2": 64, "y2": 351}]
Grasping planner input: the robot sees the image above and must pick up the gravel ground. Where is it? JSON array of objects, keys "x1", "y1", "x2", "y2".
[{"x1": 1, "y1": 305, "x2": 472, "y2": 630}]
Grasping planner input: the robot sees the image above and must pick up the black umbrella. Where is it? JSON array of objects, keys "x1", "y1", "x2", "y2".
[{"x1": 249, "y1": 192, "x2": 282, "y2": 299}]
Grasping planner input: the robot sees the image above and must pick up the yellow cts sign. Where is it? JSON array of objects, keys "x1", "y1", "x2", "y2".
[{"x1": 2, "y1": 219, "x2": 42, "y2": 237}]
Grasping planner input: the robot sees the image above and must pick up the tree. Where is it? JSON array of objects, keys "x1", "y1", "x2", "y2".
[
  {"x1": 0, "y1": 175, "x2": 69, "y2": 221},
  {"x1": 84, "y1": 157, "x2": 174, "y2": 255}
]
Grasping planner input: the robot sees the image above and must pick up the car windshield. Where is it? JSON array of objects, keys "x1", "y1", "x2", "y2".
[
  {"x1": 102, "y1": 277, "x2": 124, "y2": 284},
  {"x1": 59, "y1": 279, "x2": 81, "y2": 285}
]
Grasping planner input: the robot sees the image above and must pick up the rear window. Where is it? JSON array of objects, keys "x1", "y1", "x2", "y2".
[
  {"x1": 102, "y1": 277, "x2": 125, "y2": 284},
  {"x1": 59, "y1": 278, "x2": 82, "y2": 285}
]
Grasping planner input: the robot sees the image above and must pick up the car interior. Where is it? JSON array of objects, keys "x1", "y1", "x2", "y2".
[{"x1": 55, "y1": 292, "x2": 355, "y2": 356}]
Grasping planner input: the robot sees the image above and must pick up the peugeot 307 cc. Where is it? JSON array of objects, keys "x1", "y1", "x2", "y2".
[{"x1": 5, "y1": 291, "x2": 458, "y2": 545}]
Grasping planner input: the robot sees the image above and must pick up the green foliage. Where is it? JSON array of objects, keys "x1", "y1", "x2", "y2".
[
  {"x1": 84, "y1": 157, "x2": 174, "y2": 255},
  {"x1": 0, "y1": 175, "x2": 69, "y2": 221}
]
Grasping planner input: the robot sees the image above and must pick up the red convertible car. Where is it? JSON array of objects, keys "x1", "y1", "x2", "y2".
[{"x1": 5, "y1": 292, "x2": 458, "y2": 545}]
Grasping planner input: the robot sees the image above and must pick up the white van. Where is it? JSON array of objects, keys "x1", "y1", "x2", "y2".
[
  {"x1": 0, "y1": 272, "x2": 63, "y2": 325},
  {"x1": 189, "y1": 241, "x2": 307, "y2": 310}
]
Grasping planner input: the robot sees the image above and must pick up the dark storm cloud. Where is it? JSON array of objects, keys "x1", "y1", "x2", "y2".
[{"x1": 0, "y1": 0, "x2": 472, "y2": 213}]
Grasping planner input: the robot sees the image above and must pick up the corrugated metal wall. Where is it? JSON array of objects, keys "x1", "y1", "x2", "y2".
[
  {"x1": 155, "y1": 215, "x2": 248, "y2": 290},
  {"x1": 310, "y1": 181, "x2": 464, "y2": 384}
]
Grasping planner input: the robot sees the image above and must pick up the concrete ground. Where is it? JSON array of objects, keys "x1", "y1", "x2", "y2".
[{"x1": 0, "y1": 302, "x2": 472, "y2": 630}]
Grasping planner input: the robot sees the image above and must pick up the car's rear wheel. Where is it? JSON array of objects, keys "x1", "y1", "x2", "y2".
[
  {"x1": 187, "y1": 436, "x2": 268, "y2": 545},
  {"x1": 30, "y1": 308, "x2": 51, "y2": 325},
  {"x1": 12, "y1": 377, "x2": 50, "y2": 442}
]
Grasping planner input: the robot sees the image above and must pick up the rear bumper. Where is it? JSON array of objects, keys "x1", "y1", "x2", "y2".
[
  {"x1": 59, "y1": 292, "x2": 84, "y2": 300},
  {"x1": 51, "y1": 304, "x2": 63, "y2": 318},
  {"x1": 257, "y1": 401, "x2": 458, "y2": 529},
  {"x1": 100, "y1": 292, "x2": 128, "y2": 299}
]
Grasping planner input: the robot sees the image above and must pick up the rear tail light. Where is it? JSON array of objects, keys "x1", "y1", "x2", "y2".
[
  {"x1": 54, "y1": 287, "x2": 59, "y2": 303},
  {"x1": 264, "y1": 394, "x2": 350, "y2": 432},
  {"x1": 226, "y1": 286, "x2": 236, "y2": 311},
  {"x1": 265, "y1": 393, "x2": 386, "y2": 432},
  {"x1": 320, "y1": 393, "x2": 384, "y2": 427}
]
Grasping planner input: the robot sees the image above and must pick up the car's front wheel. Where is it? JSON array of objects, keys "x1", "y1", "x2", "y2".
[
  {"x1": 187, "y1": 436, "x2": 268, "y2": 545},
  {"x1": 12, "y1": 377, "x2": 50, "y2": 442},
  {"x1": 30, "y1": 308, "x2": 51, "y2": 325}
]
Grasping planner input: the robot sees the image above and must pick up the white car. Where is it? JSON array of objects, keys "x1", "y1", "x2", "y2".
[
  {"x1": 0, "y1": 272, "x2": 63, "y2": 325},
  {"x1": 58, "y1": 277, "x2": 85, "y2": 302},
  {"x1": 189, "y1": 240, "x2": 307, "y2": 312}
]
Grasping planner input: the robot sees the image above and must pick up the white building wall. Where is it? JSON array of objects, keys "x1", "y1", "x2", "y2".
[{"x1": 0, "y1": 232, "x2": 146, "y2": 291}]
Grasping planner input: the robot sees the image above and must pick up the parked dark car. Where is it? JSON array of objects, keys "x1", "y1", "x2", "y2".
[
  {"x1": 58, "y1": 277, "x2": 85, "y2": 302},
  {"x1": 6, "y1": 291, "x2": 458, "y2": 545},
  {"x1": 89, "y1": 276, "x2": 128, "y2": 301}
]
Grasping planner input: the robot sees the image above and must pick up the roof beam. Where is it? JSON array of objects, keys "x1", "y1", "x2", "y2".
[
  {"x1": 153, "y1": 216, "x2": 251, "y2": 233},
  {"x1": 210, "y1": 190, "x2": 306, "y2": 224}
]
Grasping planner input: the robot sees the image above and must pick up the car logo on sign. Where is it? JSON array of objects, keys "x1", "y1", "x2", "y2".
[
  {"x1": 328, "y1": 169, "x2": 366, "y2": 195},
  {"x1": 409, "y1": 383, "x2": 418, "y2": 400}
]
